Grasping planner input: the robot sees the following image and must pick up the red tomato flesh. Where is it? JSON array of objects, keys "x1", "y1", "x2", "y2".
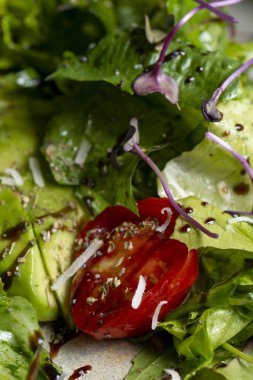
[{"x1": 71, "y1": 198, "x2": 198, "y2": 339}]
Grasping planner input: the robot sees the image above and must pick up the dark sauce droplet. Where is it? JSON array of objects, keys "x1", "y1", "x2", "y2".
[
  {"x1": 185, "y1": 76, "x2": 195, "y2": 84},
  {"x1": 235, "y1": 123, "x2": 244, "y2": 131},
  {"x1": 2, "y1": 240, "x2": 34, "y2": 290},
  {"x1": 187, "y1": 44, "x2": 196, "y2": 49},
  {"x1": 29, "y1": 330, "x2": 43, "y2": 352},
  {"x1": 26, "y1": 346, "x2": 43, "y2": 380},
  {"x1": 180, "y1": 224, "x2": 191, "y2": 233},
  {"x1": 2, "y1": 221, "x2": 28, "y2": 240},
  {"x1": 204, "y1": 217, "x2": 216, "y2": 224},
  {"x1": 222, "y1": 130, "x2": 230, "y2": 137},
  {"x1": 241, "y1": 169, "x2": 246, "y2": 175},
  {"x1": 177, "y1": 48, "x2": 186, "y2": 56},
  {"x1": 68, "y1": 365, "x2": 92, "y2": 379},
  {"x1": 116, "y1": 80, "x2": 125, "y2": 89},
  {"x1": 184, "y1": 207, "x2": 193, "y2": 214},
  {"x1": 49, "y1": 328, "x2": 78, "y2": 359},
  {"x1": 215, "y1": 362, "x2": 227, "y2": 369},
  {"x1": 36, "y1": 205, "x2": 76, "y2": 221},
  {"x1": 165, "y1": 51, "x2": 179, "y2": 61},
  {"x1": 233, "y1": 182, "x2": 250, "y2": 195},
  {"x1": 196, "y1": 66, "x2": 203, "y2": 73},
  {"x1": 201, "y1": 201, "x2": 208, "y2": 207}
]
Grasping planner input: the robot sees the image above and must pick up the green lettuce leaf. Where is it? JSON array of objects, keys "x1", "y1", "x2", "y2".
[
  {"x1": 0, "y1": 282, "x2": 60, "y2": 379},
  {"x1": 41, "y1": 82, "x2": 204, "y2": 210},
  {"x1": 50, "y1": 30, "x2": 239, "y2": 109},
  {"x1": 125, "y1": 342, "x2": 178, "y2": 380},
  {"x1": 166, "y1": 0, "x2": 228, "y2": 51},
  {"x1": 159, "y1": 101, "x2": 253, "y2": 212}
]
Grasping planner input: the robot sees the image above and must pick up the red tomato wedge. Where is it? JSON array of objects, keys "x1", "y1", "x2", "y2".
[{"x1": 71, "y1": 198, "x2": 198, "y2": 339}]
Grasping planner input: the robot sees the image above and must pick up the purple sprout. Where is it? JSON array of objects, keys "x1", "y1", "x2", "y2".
[
  {"x1": 133, "y1": 67, "x2": 179, "y2": 104},
  {"x1": 206, "y1": 131, "x2": 253, "y2": 182},
  {"x1": 123, "y1": 119, "x2": 219, "y2": 239},
  {"x1": 225, "y1": 210, "x2": 253, "y2": 216},
  {"x1": 133, "y1": 0, "x2": 241, "y2": 105},
  {"x1": 193, "y1": 0, "x2": 238, "y2": 23},
  {"x1": 206, "y1": 131, "x2": 253, "y2": 216},
  {"x1": 202, "y1": 58, "x2": 253, "y2": 122}
]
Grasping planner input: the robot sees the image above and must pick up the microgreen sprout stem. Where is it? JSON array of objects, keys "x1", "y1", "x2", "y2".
[
  {"x1": 206, "y1": 131, "x2": 253, "y2": 182},
  {"x1": 123, "y1": 120, "x2": 219, "y2": 239},
  {"x1": 222, "y1": 342, "x2": 253, "y2": 364},
  {"x1": 202, "y1": 57, "x2": 253, "y2": 122},
  {"x1": 193, "y1": 0, "x2": 239, "y2": 24},
  {"x1": 225, "y1": 210, "x2": 253, "y2": 216},
  {"x1": 134, "y1": 0, "x2": 241, "y2": 104},
  {"x1": 156, "y1": 0, "x2": 241, "y2": 70}
]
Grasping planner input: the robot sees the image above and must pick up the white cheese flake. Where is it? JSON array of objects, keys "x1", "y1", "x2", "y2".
[
  {"x1": 29, "y1": 157, "x2": 45, "y2": 188},
  {"x1": 74, "y1": 139, "x2": 91, "y2": 165},
  {"x1": 51, "y1": 239, "x2": 103, "y2": 291},
  {"x1": 0, "y1": 176, "x2": 16, "y2": 186},
  {"x1": 163, "y1": 368, "x2": 181, "y2": 380},
  {"x1": 151, "y1": 300, "x2": 168, "y2": 330},
  {"x1": 156, "y1": 207, "x2": 172, "y2": 233},
  {"x1": 228, "y1": 216, "x2": 253, "y2": 225},
  {"x1": 4, "y1": 168, "x2": 24, "y2": 186},
  {"x1": 131, "y1": 275, "x2": 146, "y2": 309}
]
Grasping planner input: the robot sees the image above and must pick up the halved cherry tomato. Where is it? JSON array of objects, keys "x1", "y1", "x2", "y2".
[{"x1": 71, "y1": 198, "x2": 198, "y2": 339}]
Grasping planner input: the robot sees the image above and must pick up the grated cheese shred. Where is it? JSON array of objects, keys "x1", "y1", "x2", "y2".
[
  {"x1": 29, "y1": 157, "x2": 45, "y2": 188},
  {"x1": 151, "y1": 300, "x2": 168, "y2": 330},
  {"x1": 51, "y1": 239, "x2": 103, "y2": 291},
  {"x1": 131, "y1": 275, "x2": 146, "y2": 309}
]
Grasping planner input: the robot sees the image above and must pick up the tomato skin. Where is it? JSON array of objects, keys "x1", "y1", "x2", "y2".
[{"x1": 71, "y1": 198, "x2": 198, "y2": 339}]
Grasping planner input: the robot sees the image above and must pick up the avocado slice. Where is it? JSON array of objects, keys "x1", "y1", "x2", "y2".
[
  {"x1": 0, "y1": 74, "x2": 52, "y2": 172},
  {"x1": 28, "y1": 184, "x2": 86, "y2": 325},
  {"x1": 0, "y1": 187, "x2": 58, "y2": 321},
  {"x1": 0, "y1": 76, "x2": 88, "y2": 323}
]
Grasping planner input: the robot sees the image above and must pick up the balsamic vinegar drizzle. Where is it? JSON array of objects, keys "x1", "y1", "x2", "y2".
[
  {"x1": 2, "y1": 240, "x2": 35, "y2": 290},
  {"x1": 36, "y1": 204, "x2": 76, "y2": 221},
  {"x1": 49, "y1": 328, "x2": 78, "y2": 359},
  {"x1": 68, "y1": 365, "x2": 92, "y2": 380},
  {"x1": 2, "y1": 221, "x2": 28, "y2": 241},
  {"x1": 26, "y1": 345, "x2": 43, "y2": 380}
]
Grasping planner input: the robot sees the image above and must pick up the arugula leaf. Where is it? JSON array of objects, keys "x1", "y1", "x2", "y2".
[
  {"x1": 0, "y1": 283, "x2": 60, "y2": 379},
  {"x1": 167, "y1": 0, "x2": 208, "y2": 22},
  {"x1": 216, "y1": 343, "x2": 253, "y2": 380},
  {"x1": 50, "y1": 30, "x2": 239, "y2": 109},
  {"x1": 41, "y1": 82, "x2": 204, "y2": 210},
  {"x1": 125, "y1": 342, "x2": 178, "y2": 380}
]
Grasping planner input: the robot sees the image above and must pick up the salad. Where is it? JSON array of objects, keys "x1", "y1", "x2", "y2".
[{"x1": 0, "y1": 0, "x2": 253, "y2": 379}]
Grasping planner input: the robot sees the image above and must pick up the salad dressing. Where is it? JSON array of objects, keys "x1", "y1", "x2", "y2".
[
  {"x1": 68, "y1": 365, "x2": 92, "y2": 379},
  {"x1": 2, "y1": 240, "x2": 34, "y2": 290},
  {"x1": 2, "y1": 221, "x2": 28, "y2": 240}
]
